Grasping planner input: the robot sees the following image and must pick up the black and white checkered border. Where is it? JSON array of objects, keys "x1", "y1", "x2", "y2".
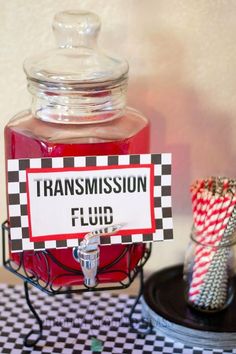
[
  {"x1": 7, "y1": 153, "x2": 173, "y2": 252},
  {"x1": 0, "y1": 283, "x2": 233, "y2": 354}
]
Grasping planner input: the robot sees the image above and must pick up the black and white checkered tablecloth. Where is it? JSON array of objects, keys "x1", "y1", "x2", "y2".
[{"x1": 0, "y1": 284, "x2": 235, "y2": 354}]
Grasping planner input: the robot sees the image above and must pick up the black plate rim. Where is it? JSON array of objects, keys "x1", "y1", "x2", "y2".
[{"x1": 143, "y1": 264, "x2": 236, "y2": 333}]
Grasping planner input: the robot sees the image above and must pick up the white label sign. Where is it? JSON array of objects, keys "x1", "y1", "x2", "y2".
[
  {"x1": 26, "y1": 165, "x2": 154, "y2": 242},
  {"x1": 8, "y1": 153, "x2": 173, "y2": 252}
]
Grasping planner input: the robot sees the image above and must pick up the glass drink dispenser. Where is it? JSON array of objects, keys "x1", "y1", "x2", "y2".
[{"x1": 5, "y1": 11, "x2": 150, "y2": 288}]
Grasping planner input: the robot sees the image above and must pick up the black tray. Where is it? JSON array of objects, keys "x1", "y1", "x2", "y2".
[{"x1": 143, "y1": 264, "x2": 236, "y2": 332}]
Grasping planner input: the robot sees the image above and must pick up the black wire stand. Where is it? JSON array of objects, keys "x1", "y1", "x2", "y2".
[{"x1": 2, "y1": 221, "x2": 153, "y2": 347}]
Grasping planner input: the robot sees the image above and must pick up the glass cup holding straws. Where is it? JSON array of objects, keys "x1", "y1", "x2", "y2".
[{"x1": 184, "y1": 177, "x2": 236, "y2": 313}]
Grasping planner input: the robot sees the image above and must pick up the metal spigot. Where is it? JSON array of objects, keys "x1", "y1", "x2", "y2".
[{"x1": 73, "y1": 224, "x2": 123, "y2": 288}]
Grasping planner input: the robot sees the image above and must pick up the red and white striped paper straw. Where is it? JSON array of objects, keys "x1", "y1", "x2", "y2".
[{"x1": 188, "y1": 178, "x2": 236, "y2": 307}]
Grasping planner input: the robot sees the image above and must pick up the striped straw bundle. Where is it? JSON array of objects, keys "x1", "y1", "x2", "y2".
[{"x1": 188, "y1": 177, "x2": 236, "y2": 312}]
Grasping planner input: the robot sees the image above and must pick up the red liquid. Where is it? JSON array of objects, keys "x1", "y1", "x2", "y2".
[{"x1": 5, "y1": 111, "x2": 149, "y2": 286}]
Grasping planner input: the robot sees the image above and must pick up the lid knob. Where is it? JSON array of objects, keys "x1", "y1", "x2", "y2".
[{"x1": 53, "y1": 10, "x2": 101, "y2": 49}]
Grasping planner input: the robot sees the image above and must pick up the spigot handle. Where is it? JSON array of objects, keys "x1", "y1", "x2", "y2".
[{"x1": 73, "y1": 223, "x2": 124, "y2": 288}]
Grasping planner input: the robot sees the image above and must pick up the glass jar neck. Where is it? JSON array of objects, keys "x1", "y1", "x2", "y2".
[{"x1": 28, "y1": 78, "x2": 127, "y2": 124}]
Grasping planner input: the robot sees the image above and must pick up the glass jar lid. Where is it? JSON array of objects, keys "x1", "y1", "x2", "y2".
[
  {"x1": 24, "y1": 10, "x2": 129, "y2": 88},
  {"x1": 23, "y1": 11, "x2": 129, "y2": 123}
]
